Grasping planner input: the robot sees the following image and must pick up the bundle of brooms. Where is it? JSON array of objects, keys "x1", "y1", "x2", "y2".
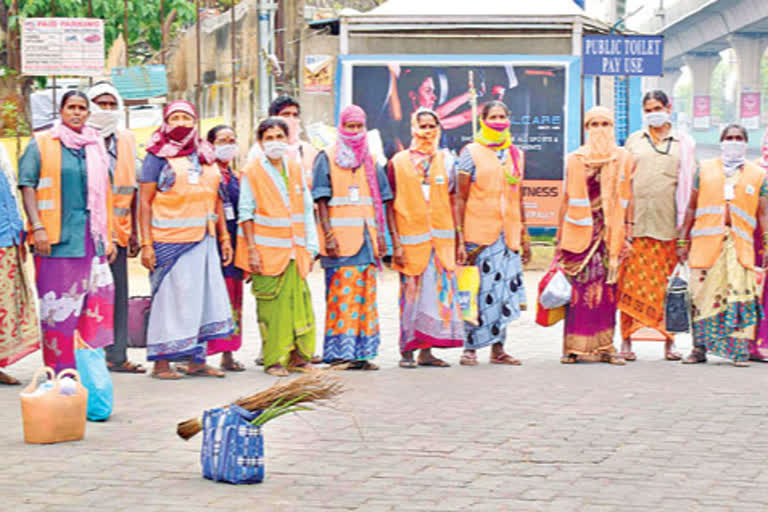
[{"x1": 176, "y1": 372, "x2": 345, "y2": 440}]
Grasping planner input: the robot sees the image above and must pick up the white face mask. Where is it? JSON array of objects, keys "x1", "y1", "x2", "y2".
[
  {"x1": 88, "y1": 110, "x2": 120, "y2": 138},
  {"x1": 721, "y1": 140, "x2": 747, "y2": 161},
  {"x1": 644, "y1": 111, "x2": 670, "y2": 128},
  {"x1": 214, "y1": 144, "x2": 238, "y2": 163},
  {"x1": 262, "y1": 140, "x2": 288, "y2": 160}
]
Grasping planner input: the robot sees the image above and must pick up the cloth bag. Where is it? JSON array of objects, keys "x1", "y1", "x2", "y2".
[
  {"x1": 127, "y1": 296, "x2": 151, "y2": 348},
  {"x1": 20, "y1": 367, "x2": 88, "y2": 444},
  {"x1": 536, "y1": 260, "x2": 570, "y2": 327},
  {"x1": 75, "y1": 343, "x2": 114, "y2": 422},
  {"x1": 456, "y1": 265, "x2": 480, "y2": 325},
  {"x1": 664, "y1": 264, "x2": 691, "y2": 333},
  {"x1": 201, "y1": 404, "x2": 265, "y2": 484}
]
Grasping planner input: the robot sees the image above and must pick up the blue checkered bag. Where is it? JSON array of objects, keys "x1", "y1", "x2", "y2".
[{"x1": 200, "y1": 405, "x2": 264, "y2": 484}]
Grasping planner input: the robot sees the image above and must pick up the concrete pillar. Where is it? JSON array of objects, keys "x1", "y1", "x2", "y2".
[
  {"x1": 683, "y1": 53, "x2": 720, "y2": 130},
  {"x1": 730, "y1": 34, "x2": 768, "y2": 129}
]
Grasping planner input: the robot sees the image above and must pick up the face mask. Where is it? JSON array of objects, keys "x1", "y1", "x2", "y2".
[
  {"x1": 167, "y1": 125, "x2": 194, "y2": 142},
  {"x1": 485, "y1": 120, "x2": 511, "y2": 132},
  {"x1": 214, "y1": 144, "x2": 238, "y2": 163},
  {"x1": 262, "y1": 140, "x2": 288, "y2": 160},
  {"x1": 88, "y1": 110, "x2": 120, "y2": 138},
  {"x1": 644, "y1": 111, "x2": 670, "y2": 128},
  {"x1": 721, "y1": 140, "x2": 747, "y2": 161}
]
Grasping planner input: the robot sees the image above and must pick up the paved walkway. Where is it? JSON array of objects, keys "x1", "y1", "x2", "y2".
[{"x1": 3, "y1": 269, "x2": 768, "y2": 511}]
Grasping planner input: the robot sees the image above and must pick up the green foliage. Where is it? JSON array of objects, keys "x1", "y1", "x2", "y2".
[
  {"x1": 0, "y1": 99, "x2": 30, "y2": 137},
  {"x1": 4, "y1": 0, "x2": 196, "y2": 63}
]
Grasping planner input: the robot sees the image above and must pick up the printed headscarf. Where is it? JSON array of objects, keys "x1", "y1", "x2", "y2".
[
  {"x1": 146, "y1": 100, "x2": 214, "y2": 164},
  {"x1": 475, "y1": 118, "x2": 512, "y2": 151},
  {"x1": 335, "y1": 105, "x2": 386, "y2": 242}
]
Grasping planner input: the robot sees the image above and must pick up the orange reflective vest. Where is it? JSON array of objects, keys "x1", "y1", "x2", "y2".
[
  {"x1": 234, "y1": 158, "x2": 312, "y2": 278},
  {"x1": 150, "y1": 157, "x2": 220, "y2": 243},
  {"x1": 32, "y1": 130, "x2": 114, "y2": 252},
  {"x1": 391, "y1": 149, "x2": 455, "y2": 275},
  {"x1": 559, "y1": 148, "x2": 633, "y2": 270},
  {"x1": 112, "y1": 130, "x2": 137, "y2": 247},
  {"x1": 690, "y1": 159, "x2": 765, "y2": 270},
  {"x1": 317, "y1": 150, "x2": 379, "y2": 257},
  {"x1": 463, "y1": 143, "x2": 524, "y2": 250}
]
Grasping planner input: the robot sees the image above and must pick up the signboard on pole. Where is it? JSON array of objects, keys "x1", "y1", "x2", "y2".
[
  {"x1": 741, "y1": 92, "x2": 761, "y2": 130},
  {"x1": 582, "y1": 35, "x2": 664, "y2": 76},
  {"x1": 693, "y1": 95, "x2": 711, "y2": 130},
  {"x1": 21, "y1": 18, "x2": 105, "y2": 76},
  {"x1": 111, "y1": 65, "x2": 169, "y2": 100}
]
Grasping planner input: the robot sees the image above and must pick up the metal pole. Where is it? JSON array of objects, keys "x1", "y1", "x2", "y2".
[
  {"x1": 88, "y1": 0, "x2": 93, "y2": 87},
  {"x1": 258, "y1": 0, "x2": 270, "y2": 118},
  {"x1": 231, "y1": 0, "x2": 237, "y2": 133},
  {"x1": 196, "y1": 0, "x2": 202, "y2": 132},
  {"x1": 124, "y1": 0, "x2": 130, "y2": 128},
  {"x1": 51, "y1": 0, "x2": 56, "y2": 123}
]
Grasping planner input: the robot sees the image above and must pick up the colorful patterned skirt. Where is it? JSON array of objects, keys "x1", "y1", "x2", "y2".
[
  {"x1": 322, "y1": 264, "x2": 380, "y2": 362},
  {"x1": 207, "y1": 276, "x2": 244, "y2": 356},
  {"x1": 0, "y1": 246, "x2": 40, "y2": 368},
  {"x1": 252, "y1": 261, "x2": 315, "y2": 369},
  {"x1": 398, "y1": 253, "x2": 464, "y2": 354},
  {"x1": 463, "y1": 236, "x2": 526, "y2": 350},
  {"x1": 691, "y1": 231, "x2": 760, "y2": 362},
  {"x1": 618, "y1": 237, "x2": 677, "y2": 341},
  {"x1": 146, "y1": 236, "x2": 234, "y2": 363},
  {"x1": 35, "y1": 233, "x2": 114, "y2": 373}
]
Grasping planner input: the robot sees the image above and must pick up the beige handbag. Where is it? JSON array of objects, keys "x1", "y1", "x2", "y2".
[{"x1": 20, "y1": 367, "x2": 88, "y2": 444}]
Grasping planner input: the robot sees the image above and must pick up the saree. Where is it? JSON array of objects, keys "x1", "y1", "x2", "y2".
[
  {"x1": 146, "y1": 236, "x2": 234, "y2": 363},
  {"x1": 0, "y1": 246, "x2": 40, "y2": 368},
  {"x1": 463, "y1": 236, "x2": 526, "y2": 350},
  {"x1": 398, "y1": 253, "x2": 464, "y2": 354},
  {"x1": 618, "y1": 237, "x2": 677, "y2": 341},
  {"x1": 561, "y1": 167, "x2": 618, "y2": 358},
  {"x1": 749, "y1": 233, "x2": 768, "y2": 360},
  {"x1": 323, "y1": 264, "x2": 380, "y2": 362},
  {"x1": 691, "y1": 230, "x2": 760, "y2": 363},
  {"x1": 252, "y1": 261, "x2": 315, "y2": 369}
]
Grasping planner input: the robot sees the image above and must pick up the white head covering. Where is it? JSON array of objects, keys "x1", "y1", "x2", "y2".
[{"x1": 86, "y1": 82, "x2": 124, "y2": 138}]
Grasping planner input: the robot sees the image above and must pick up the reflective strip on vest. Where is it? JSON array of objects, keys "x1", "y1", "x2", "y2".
[
  {"x1": 113, "y1": 185, "x2": 135, "y2": 195},
  {"x1": 568, "y1": 198, "x2": 590, "y2": 207},
  {"x1": 114, "y1": 207, "x2": 130, "y2": 216},
  {"x1": 291, "y1": 214, "x2": 305, "y2": 224},
  {"x1": 293, "y1": 236, "x2": 306, "y2": 247},
  {"x1": 732, "y1": 226, "x2": 753, "y2": 243},
  {"x1": 328, "y1": 197, "x2": 374, "y2": 207},
  {"x1": 400, "y1": 232, "x2": 431, "y2": 245},
  {"x1": 691, "y1": 226, "x2": 725, "y2": 237},
  {"x1": 330, "y1": 217, "x2": 368, "y2": 227},
  {"x1": 152, "y1": 215, "x2": 214, "y2": 229},
  {"x1": 620, "y1": 199, "x2": 629, "y2": 209},
  {"x1": 695, "y1": 206, "x2": 726, "y2": 217},
  {"x1": 564, "y1": 215, "x2": 593, "y2": 227},
  {"x1": 252, "y1": 235, "x2": 293, "y2": 248},
  {"x1": 38, "y1": 177, "x2": 53, "y2": 189},
  {"x1": 432, "y1": 228, "x2": 454, "y2": 239},
  {"x1": 38, "y1": 200, "x2": 54, "y2": 210},
  {"x1": 730, "y1": 204, "x2": 757, "y2": 228},
  {"x1": 253, "y1": 214, "x2": 291, "y2": 228}
]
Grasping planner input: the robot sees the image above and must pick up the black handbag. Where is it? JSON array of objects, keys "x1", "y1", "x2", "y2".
[{"x1": 664, "y1": 264, "x2": 691, "y2": 333}]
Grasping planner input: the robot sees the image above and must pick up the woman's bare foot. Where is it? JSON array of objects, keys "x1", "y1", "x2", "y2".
[
  {"x1": 151, "y1": 360, "x2": 183, "y2": 380},
  {"x1": 220, "y1": 352, "x2": 245, "y2": 372}
]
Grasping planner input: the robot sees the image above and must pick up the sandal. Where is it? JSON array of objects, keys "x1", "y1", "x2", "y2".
[
  {"x1": 417, "y1": 356, "x2": 450, "y2": 368},
  {"x1": 108, "y1": 361, "x2": 147, "y2": 374},
  {"x1": 221, "y1": 360, "x2": 246, "y2": 372},
  {"x1": 0, "y1": 371, "x2": 21, "y2": 385},
  {"x1": 460, "y1": 352, "x2": 478, "y2": 366},
  {"x1": 490, "y1": 353, "x2": 522, "y2": 366},
  {"x1": 734, "y1": 360, "x2": 751, "y2": 367},
  {"x1": 266, "y1": 365, "x2": 289, "y2": 377},
  {"x1": 185, "y1": 365, "x2": 226, "y2": 378},
  {"x1": 619, "y1": 351, "x2": 637, "y2": 362},
  {"x1": 601, "y1": 353, "x2": 626, "y2": 365},
  {"x1": 665, "y1": 351, "x2": 682, "y2": 361},
  {"x1": 287, "y1": 361, "x2": 314, "y2": 373},
  {"x1": 399, "y1": 358, "x2": 418, "y2": 369},
  {"x1": 682, "y1": 349, "x2": 707, "y2": 364},
  {"x1": 150, "y1": 370, "x2": 184, "y2": 380},
  {"x1": 560, "y1": 354, "x2": 578, "y2": 364}
]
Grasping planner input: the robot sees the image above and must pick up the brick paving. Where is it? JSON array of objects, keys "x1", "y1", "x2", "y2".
[{"x1": 3, "y1": 268, "x2": 768, "y2": 511}]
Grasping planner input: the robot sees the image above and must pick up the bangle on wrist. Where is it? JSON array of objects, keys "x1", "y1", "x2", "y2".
[
  {"x1": 456, "y1": 226, "x2": 463, "y2": 233},
  {"x1": 32, "y1": 222, "x2": 44, "y2": 232}
]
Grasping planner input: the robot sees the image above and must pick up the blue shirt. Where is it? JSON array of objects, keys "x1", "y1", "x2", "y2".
[
  {"x1": 0, "y1": 171, "x2": 23, "y2": 248},
  {"x1": 311, "y1": 151, "x2": 393, "y2": 269},
  {"x1": 17, "y1": 138, "x2": 91, "y2": 258}
]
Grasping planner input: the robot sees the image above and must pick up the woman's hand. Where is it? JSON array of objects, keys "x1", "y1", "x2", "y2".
[
  {"x1": 141, "y1": 244, "x2": 156, "y2": 272},
  {"x1": 393, "y1": 244, "x2": 406, "y2": 268},
  {"x1": 33, "y1": 228, "x2": 51, "y2": 256},
  {"x1": 127, "y1": 233, "x2": 141, "y2": 258},
  {"x1": 521, "y1": 239, "x2": 532, "y2": 265},
  {"x1": 248, "y1": 246, "x2": 262, "y2": 274},
  {"x1": 377, "y1": 232, "x2": 387, "y2": 259},
  {"x1": 456, "y1": 243, "x2": 468, "y2": 265},
  {"x1": 220, "y1": 239, "x2": 233, "y2": 266},
  {"x1": 325, "y1": 233, "x2": 340, "y2": 259},
  {"x1": 676, "y1": 241, "x2": 689, "y2": 264},
  {"x1": 107, "y1": 243, "x2": 118, "y2": 264}
]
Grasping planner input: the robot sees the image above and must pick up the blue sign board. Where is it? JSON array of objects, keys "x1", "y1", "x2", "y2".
[
  {"x1": 582, "y1": 35, "x2": 664, "y2": 76},
  {"x1": 111, "y1": 65, "x2": 168, "y2": 100}
]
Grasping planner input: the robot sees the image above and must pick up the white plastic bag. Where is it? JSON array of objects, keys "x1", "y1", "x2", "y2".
[{"x1": 539, "y1": 267, "x2": 572, "y2": 309}]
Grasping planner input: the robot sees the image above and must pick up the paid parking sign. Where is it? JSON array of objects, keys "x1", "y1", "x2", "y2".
[{"x1": 582, "y1": 35, "x2": 664, "y2": 76}]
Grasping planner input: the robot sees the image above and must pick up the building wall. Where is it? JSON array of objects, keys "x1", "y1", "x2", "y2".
[{"x1": 348, "y1": 33, "x2": 573, "y2": 56}]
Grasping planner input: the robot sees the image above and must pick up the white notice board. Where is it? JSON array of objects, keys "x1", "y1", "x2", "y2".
[{"x1": 21, "y1": 17, "x2": 105, "y2": 76}]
